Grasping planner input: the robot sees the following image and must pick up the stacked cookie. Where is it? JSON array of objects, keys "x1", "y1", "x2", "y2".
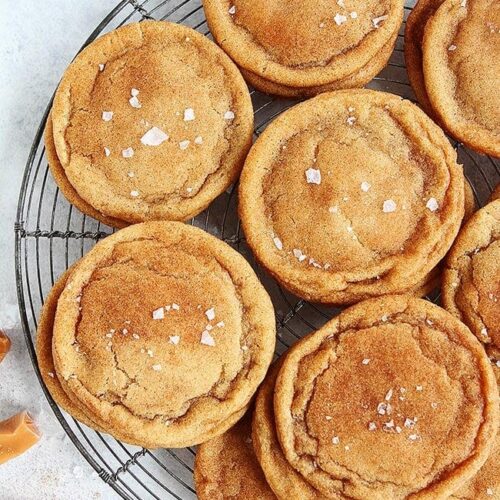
[
  {"x1": 36, "y1": 222, "x2": 276, "y2": 448},
  {"x1": 203, "y1": 0, "x2": 405, "y2": 97},
  {"x1": 239, "y1": 89, "x2": 466, "y2": 304},
  {"x1": 405, "y1": 0, "x2": 500, "y2": 157},
  {"x1": 45, "y1": 21, "x2": 254, "y2": 227},
  {"x1": 195, "y1": 296, "x2": 499, "y2": 498}
]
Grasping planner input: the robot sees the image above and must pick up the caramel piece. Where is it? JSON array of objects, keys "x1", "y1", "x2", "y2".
[
  {"x1": 0, "y1": 329, "x2": 10, "y2": 363},
  {"x1": 0, "y1": 411, "x2": 41, "y2": 464}
]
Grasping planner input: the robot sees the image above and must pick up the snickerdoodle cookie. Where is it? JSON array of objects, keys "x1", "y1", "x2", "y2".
[
  {"x1": 194, "y1": 411, "x2": 276, "y2": 500},
  {"x1": 37, "y1": 267, "x2": 248, "y2": 447},
  {"x1": 49, "y1": 21, "x2": 253, "y2": 226},
  {"x1": 443, "y1": 200, "x2": 500, "y2": 359},
  {"x1": 51, "y1": 222, "x2": 275, "y2": 448},
  {"x1": 274, "y1": 295, "x2": 499, "y2": 499},
  {"x1": 203, "y1": 0, "x2": 404, "y2": 96},
  {"x1": 240, "y1": 89, "x2": 464, "y2": 304},
  {"x1": 422, "y1": 0, "x2": 500, "y2": 157}
]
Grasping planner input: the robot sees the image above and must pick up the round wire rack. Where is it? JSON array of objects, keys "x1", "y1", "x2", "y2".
[{"x1": 15, "y1": 0, "x2": 500, "y2": 498}]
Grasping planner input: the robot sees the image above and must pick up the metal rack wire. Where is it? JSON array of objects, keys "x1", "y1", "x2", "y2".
[{"x1": 14, "y1": 0, "x2": 500, "y2": 498}]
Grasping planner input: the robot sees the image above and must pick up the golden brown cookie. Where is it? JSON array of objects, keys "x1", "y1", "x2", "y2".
[
  {"x1": 52, "y1": 222, "x2": 276, "y2": 448},
  {"x1": 238, "y1": 29, "x2": 398, "y2": 98},
  {"x1": 443, "y1": 200, "x2": 500, "y2": 359},
  {"x1": 240, "y1": 89, "x2": 464, "y2": 304},
  {"x1": 274, "y1": 295, "x2": 499, "y2": 499},
  {"x1": 451, "y1": 364, "x2": 500, "y2": 500},
  {"x1": 253, "y1": 364, "x2": 326, "y2": 500},
  {"x1": 422, "y1": 0, "x2": 500, "y2": 157},
  {"x1": 203, "y1": 0, "x2": 404, "y2": 92},
  {"x1": 50, "y1": 21, "x2": 253, "y2": 225},
  {"x1": 404, "y1": 0, "x2": 444, "y2": 116},
  {"x1": 37, "y1": 266, "x2": 248, "y2": 447},
  {"x1": 44, "y1": 115, "x2": 128, "y2": 229},
  {"x1": 194, "y1": 410, "x2": 276, "y2": 500}
]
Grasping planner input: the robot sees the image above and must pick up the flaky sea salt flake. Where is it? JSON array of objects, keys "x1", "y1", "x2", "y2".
[
  {"x1": 141, "y1": 127, "x2": 169, "y2": 146},
  {"x1": 179, "y1": 139, "x2": 190, "y2": 150},
  {"x1": 273, "y1": 236, "x2": 283, "y2": 250},
  {"x1": 102, "y1": 111, "x2": 113, "y2": 121},
  {"x1": 184, "y1": 108, "x2": 195, "y2": 121},
  {"x1": 305, "y1": 168, "x2": 321, "y2": 184},
  {"x1": 205, "y1": 308, "x2": 216, "y2": 321},
  {"x1": 122, "y1": 147, "x2": 134, "y2": 158},
  {"x1": 201, "y1": 331, "x2": 216, "y2": 346},
  {"x1": 224, "y1": 110, "x2": 235, "y2": 120},
  {"x1": 152, "y1": 307, "x2": 165, "y2": 320},
  {"x1": 383, "y1": 199, "x2": 397, "y2": 213},
  {"x1": 361, "y1": 181, "x2": 371, "y2": 192},
  {"x1": 169, "y1": 335, "x2": 180, "y2": 345},
  {"x1": 426, "y1": 198, "x2": 439, "y2": 212},
  {"x1": 334, "y1": 13, "x2": 347, "y2": 25}
]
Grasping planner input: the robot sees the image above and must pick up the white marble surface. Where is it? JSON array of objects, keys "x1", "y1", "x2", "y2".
[{"x1": 0, "y1": 1, "x2": 121, "y2": 498}]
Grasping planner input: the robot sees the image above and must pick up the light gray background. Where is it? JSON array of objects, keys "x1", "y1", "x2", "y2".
[{"x1": 0, "y1": 1, "x2": 118, "y2": 497}]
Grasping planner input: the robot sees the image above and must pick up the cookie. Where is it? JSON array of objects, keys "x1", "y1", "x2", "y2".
[
  {"x1": 253, "y1": 363, "x2": 326, "y2": 499},
  {"x1": 50, "y1": 21, "x2": 253, "y2": 225},
  {"x1": 37, "y1": 266, "x2": 249, "y2": 447},
  {"x1": 404, "y1": 0, "x2": 444, "y2": 116},
  {"x1": 443, "y1": 200, "x2": 500, "y2": 359},
  {"x1": 239, "y1": 30, "x2": 398, "y2": 97},
  {"x1": 52, "y1": 222, "x2": 276, "y2": 448},
  {"x1": 44, "y1": 114, "x2": 128, "y2": 229},
  {"x1": 274, "y1": 295, "x2": 499, "y2": 499},
  {"x1": 239, "y1": 89, "x2": 464, "y2": 304},
  {"x1": 203, "y1": 0, "x2": 404, "y2": 93},
  {"x1": 451, "y1": 364, "x2": 500, "y2": 500},
  {"x1": 422, "y1": 0, "x2": 500, "y2": 157},
  {"x1": 194, "y1": 410, "x2": 276, "y2": 500}
]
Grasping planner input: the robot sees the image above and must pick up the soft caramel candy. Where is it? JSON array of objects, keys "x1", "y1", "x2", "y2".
[
  {"x1": 0, "y1": 330, "x2": 10, "y2": 363},
  {"x1": 0, "y1": 411, "x2": 41, "y2": 464}
]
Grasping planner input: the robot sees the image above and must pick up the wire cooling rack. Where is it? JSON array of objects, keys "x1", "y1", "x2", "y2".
[{"x1": 14, "y1": 0, "x2": 500, "y2": 498}]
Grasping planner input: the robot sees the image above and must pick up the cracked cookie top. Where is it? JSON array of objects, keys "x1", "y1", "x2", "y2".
[
  {"x1": 203, "y1": 0, "x2": 404, "y2": 87},
  {"x1": 239, "y1": 90, "x2": 464, "y2": 304},
  {"x1": 52, "y1": 222, "x2": 275, "y2": 448},
  {"x1": 194, "y1": 411, "x2": 276, "y2": 500},
  {"x1": 422, "y1": 0, "x2": 500, "y2": 157},
  {"x1": 50, "y1": 21, "x2": 253, "y2": 225},
  {"x1": 274, "y1": 295, "x2": 499, "y2": 499},
  {"x1": 443, "y1": 200, "x2": 500, "y2": 360}
]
